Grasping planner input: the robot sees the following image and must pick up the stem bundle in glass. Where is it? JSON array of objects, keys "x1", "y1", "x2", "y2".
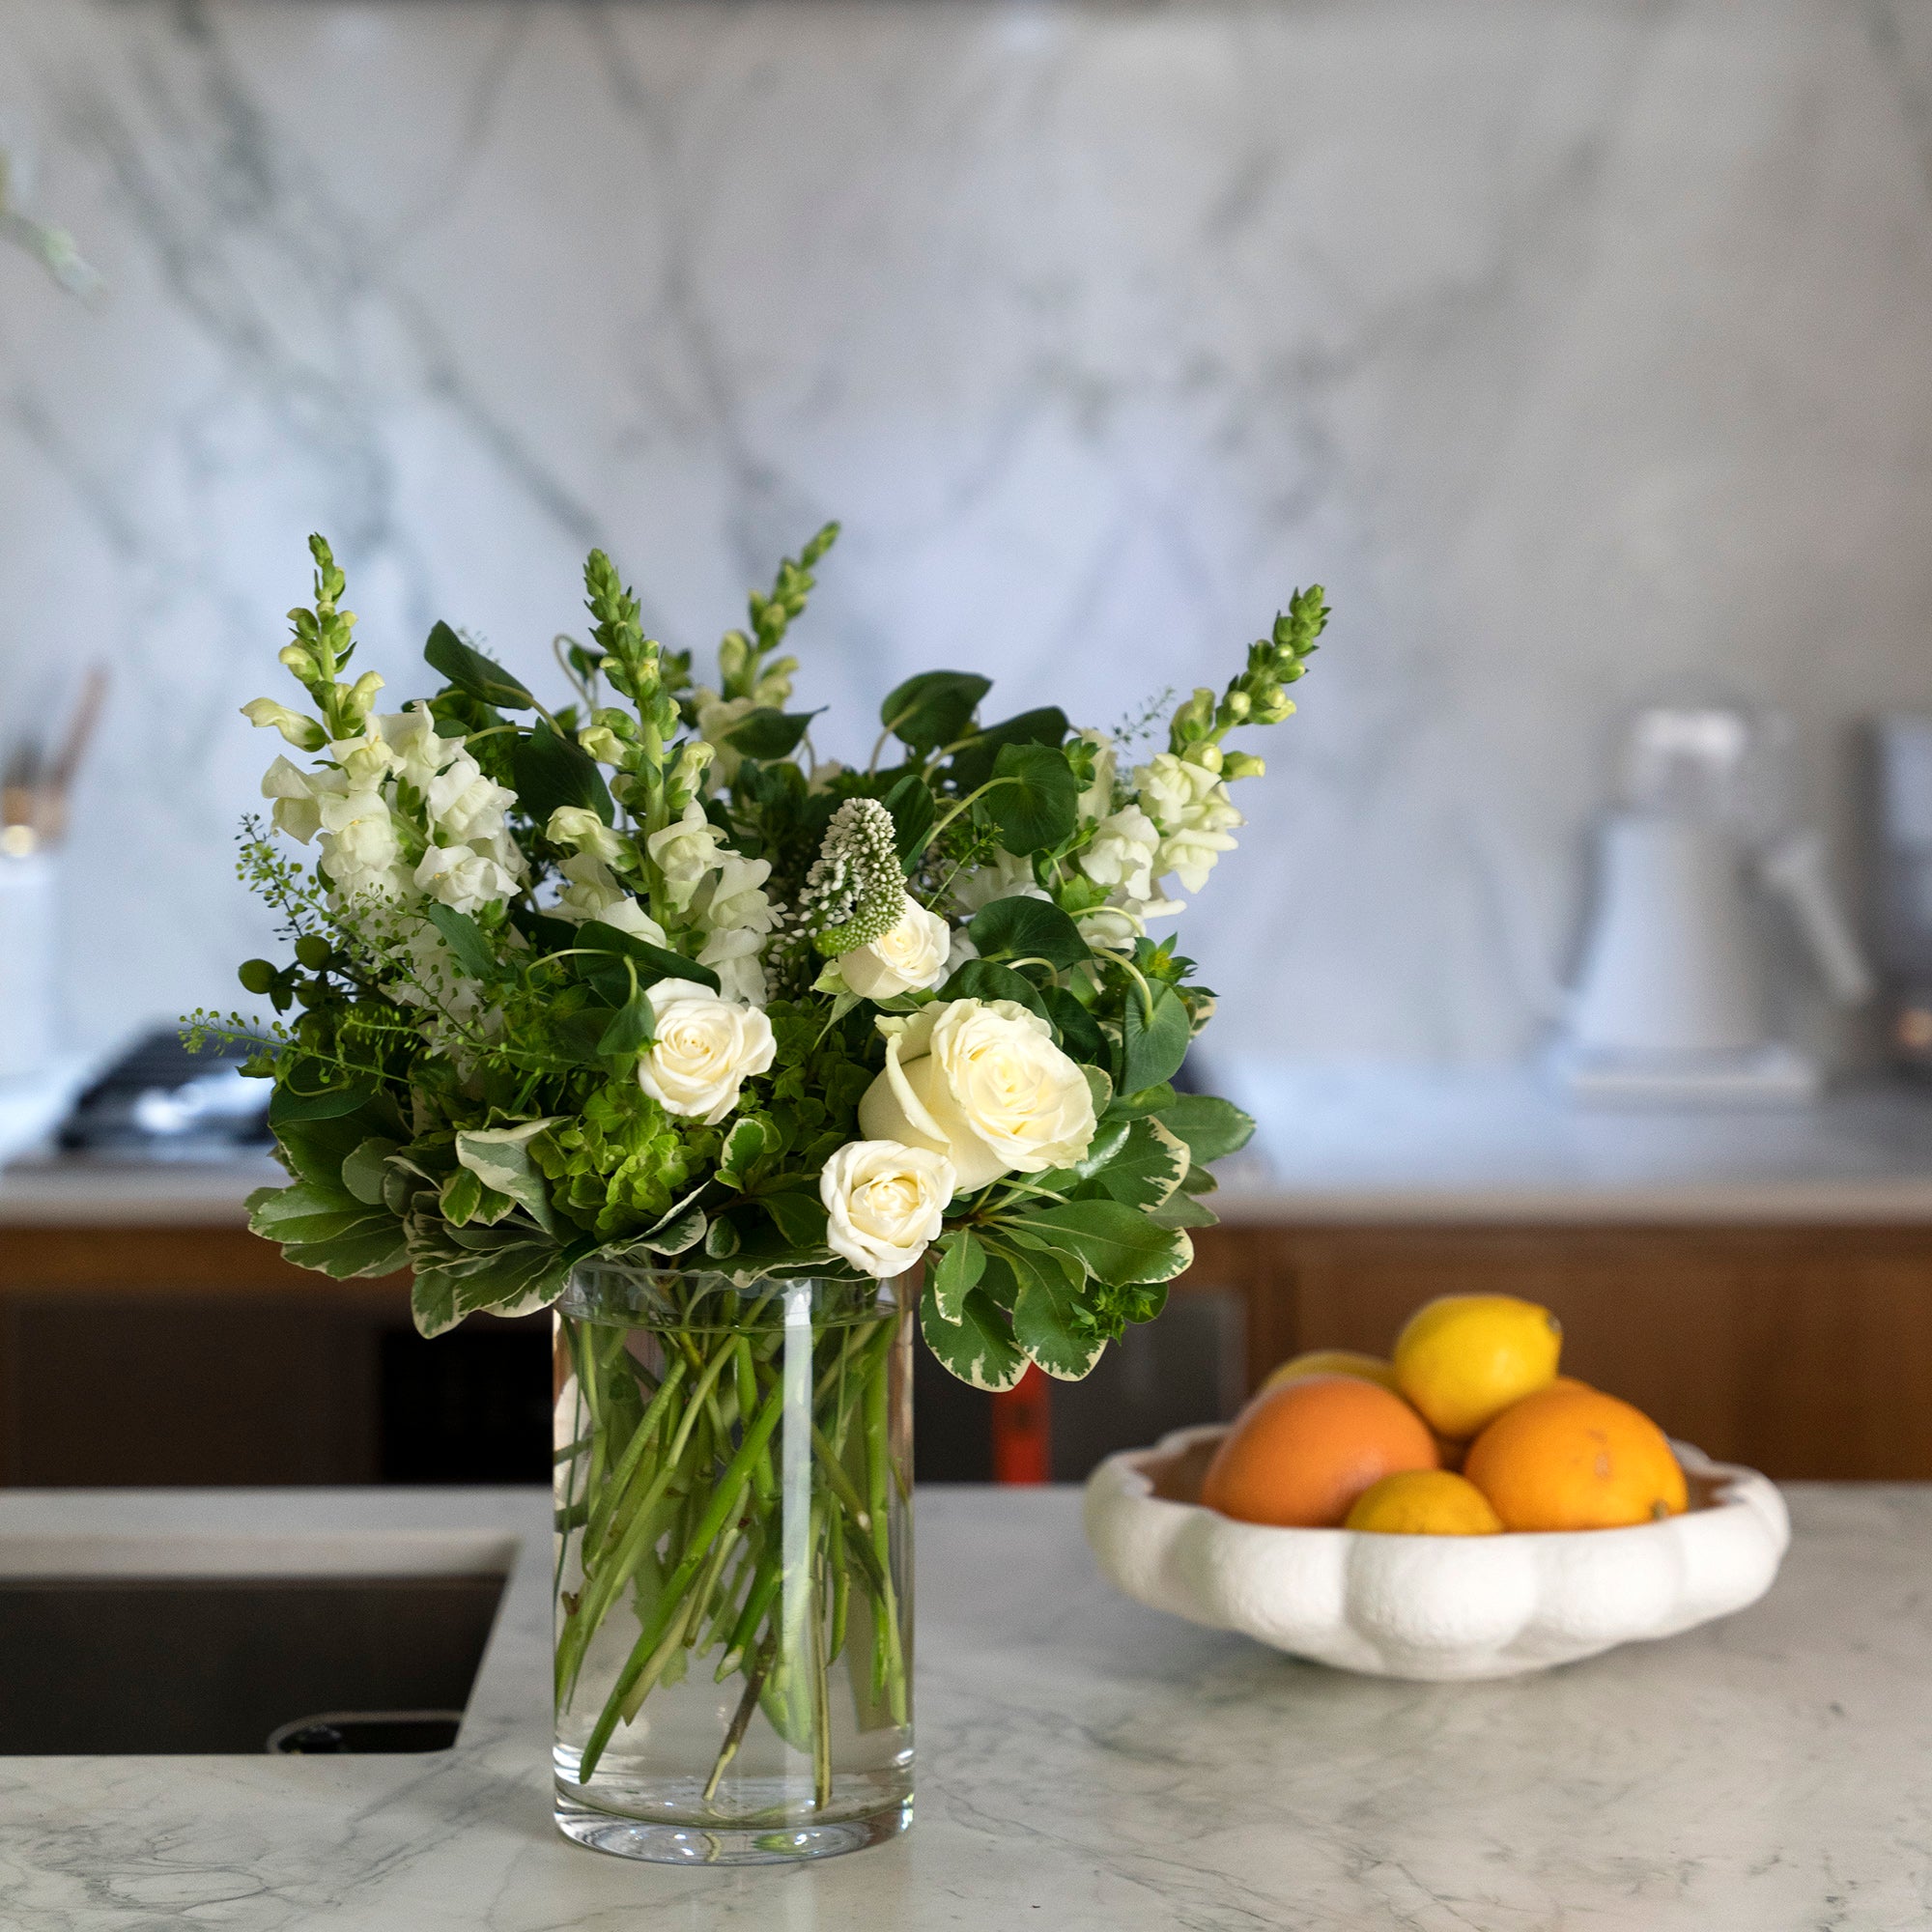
[{"x1": 553, "y1": 1267, "x2": 912, "y2": 1842}]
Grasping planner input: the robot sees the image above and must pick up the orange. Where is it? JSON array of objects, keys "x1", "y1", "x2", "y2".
[
  {"x1": 1262, "y1": 1350, "x2": 1402, "y2": 1397},
  {"x1": 1201, "y1": 1375, "x2": 1439, "y2": 1528},
  {"x1": 1345, "y1": 1470, "x2": 1504, "y2": 1535},
  {"x1": 1464, "y1": 1385, "x2": 1688, "y2": 1531}
]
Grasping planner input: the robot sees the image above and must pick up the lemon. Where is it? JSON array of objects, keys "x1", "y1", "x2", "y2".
[
  {"x1": 1262, "y1": 1350, "x2": 1402, "y2": 1397},
  {"x1": 1344, "y1": 1470, "x2": 1504, "y2": 1535},
  {"x1": 1392, "y1": 1294, "x2": 1562, "y2": 1439}
]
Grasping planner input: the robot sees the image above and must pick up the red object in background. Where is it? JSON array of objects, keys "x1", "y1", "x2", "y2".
[{"x1": 990, "y1": 1365, "x2": 1051, "y2": 1484}]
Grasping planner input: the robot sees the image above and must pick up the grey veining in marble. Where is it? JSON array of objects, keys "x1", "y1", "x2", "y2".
[
  {"x1": 0, "y1": 1482, "x2": 1927, "y2": 1927},
  {"x1": 3, "y1": 1, "x2": 1932, "y2": 1066}
]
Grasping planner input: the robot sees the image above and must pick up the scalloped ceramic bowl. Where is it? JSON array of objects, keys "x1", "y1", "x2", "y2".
[{"x1": 1083, "y1": 1423, "x2": 1789, "y2": 1679}]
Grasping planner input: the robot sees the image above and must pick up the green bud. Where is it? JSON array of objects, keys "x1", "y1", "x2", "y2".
[
  {"x1": 1171, "y1": 687, "x2": 1216, "y2": 743},
  {"x1": 1250, "y1": 683, "x2": 1293, "y2": 724},
  {"x1": 718, "y1": 631, "x2": 752, "y2": 684},
  {"x1": 238, "y1": 958, "x2": 278, "y2": 996},
  {"x1": 1219, "y1": 689, "x2": 1252, "y2": 724},
  {"x1": 1185, "y1": 742, "x2": 1224, "y2": 774},
  {"x1": 294, "y1": 935, "x2": 332, "y2": 970},
  {"x1": 278, "y1": 642, "x2": 317, "y2": 679},
  {"x1": 345, "y1": 669, "x2": 385, "y2": 719},
  {"x1": 1222, "y1": 751, "x2": 1266, "y2": 781}
]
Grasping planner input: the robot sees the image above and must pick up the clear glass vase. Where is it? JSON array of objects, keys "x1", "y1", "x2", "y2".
[{"x1": 552, "y1": 1264, "x2": 914, "y2": 1864}]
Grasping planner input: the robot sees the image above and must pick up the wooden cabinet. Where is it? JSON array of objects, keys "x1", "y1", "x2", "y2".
[
  {"x1": 1181, "y1": 1221, "x2": 1932, "y2": 1479},
  {"x1": 5, "y1": 1215, "x2": 1932, "y2": 1483}
]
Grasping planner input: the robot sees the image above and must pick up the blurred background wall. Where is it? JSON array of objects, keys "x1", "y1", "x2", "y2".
[{"x1": 3, "y1": 0, "x2": 1931, "y2": 1066}]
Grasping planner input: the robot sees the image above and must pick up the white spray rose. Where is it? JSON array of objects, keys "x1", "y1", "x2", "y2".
[
  {"x1": 857, "y1": 998, "x2": 1096, "y2": 1193},
  {"x1": 820, "y1": 1140, "x2": 956, "y2": 1279},
  {"x1": 646, "y1": 802, "x2": 727, "y2": 912},
  {"x1": 546, "y1": 805, "x2": 633, "y2": 870},
  {"x1": 413, "y1": 842, "x2": 518, "y2": 915},
  {"x1": 637, "y1": 980, "x2": 776, "y2": 1125},
  {"x1": 1079, "y1": 804, "x2": 1161, "y2": 901},
  {"x1": 838, "y1": 897, "x2": 952, "y2": 1001}
]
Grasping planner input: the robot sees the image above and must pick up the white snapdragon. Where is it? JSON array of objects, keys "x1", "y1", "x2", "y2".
[
  {"x1": 259, "y1": 755, "x2": 339, "y2": 843},
  {"x1": 380, "y1": 705, "x2": 463, "y2": 792},
  {"x1": 952, "y1": 848, "x2": 1044, "y2": 913},
  {"x1": 1079, "y1": 804, "x2": 1161, "y2": 902},
  {"x1": 426, "y1": 752, "x2": 514, "y2": 846},
  {"x1": 693, "y1": 689, "x2": 757, "y2": 784},
  {"x1": 546, "y1": 806, "x2": 633, "y2": 870},
  {"x1": 1133, "y1": 751, "x2": 1244, "y2": 896},
  {"x1": 1075, "y1": 727, "x2": 1118, "y2": 822},
  {"x1": 328, "y1": 726, "x2": 401, "y2": 791},
  {"x1": 550, "y1": 853, "x2": 668, "y2": 944},
  {"x1": 578, "y1": 724, "x2": 627, "y2": 766},
  {"x1": 647, "y1": 802, "x2": 729, "y2": 913},
  {"x1": 413, "y1": 842, "x2": 521, "y2": 916},
  {"x1": 694, "y1": 852, "x2": 780, "y2": 1008},
  {"x1": 317, "y1": 788, "x2": 407, "y2": 899},
  {"x1": 242, "y1": 697, "x2": 326, "y2": 753}
]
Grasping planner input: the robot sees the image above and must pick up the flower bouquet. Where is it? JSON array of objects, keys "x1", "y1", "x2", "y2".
[{"x1": 206, "y1": 524, "x2": 1322, "y2": 1861}]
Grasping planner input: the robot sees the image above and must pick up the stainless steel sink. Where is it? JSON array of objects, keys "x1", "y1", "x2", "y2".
[{"x1": 0, "y1": 1523, "x2": 518, "y2": 1755}]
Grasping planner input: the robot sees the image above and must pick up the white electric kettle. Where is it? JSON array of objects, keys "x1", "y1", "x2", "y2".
[{"x1": 1556, "y1": 706, "x2": 1872, "y2": 1104}]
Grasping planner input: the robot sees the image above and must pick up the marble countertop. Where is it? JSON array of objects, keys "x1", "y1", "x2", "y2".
[{"x1": 0, "y1": 1481, "x2": 1926, "y2": 1928}]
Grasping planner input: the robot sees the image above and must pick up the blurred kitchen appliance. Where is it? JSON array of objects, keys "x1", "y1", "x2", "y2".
[
  {"x1": 1872, "y1": 715, "x2": 1932, "y2": 1079},
  {"x1": 1555, "y1": 706, "x2": 1872, "y2": 1105}
]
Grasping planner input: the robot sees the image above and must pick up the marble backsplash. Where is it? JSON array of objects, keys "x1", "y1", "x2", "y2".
[{"x1": 2, "y1": 0, "x2": 1931, "y2": 1065}]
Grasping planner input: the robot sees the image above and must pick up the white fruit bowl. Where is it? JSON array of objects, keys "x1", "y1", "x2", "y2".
[{"x1": 1082, "y1": 1423, "x2": 1789, "y2": 1680}]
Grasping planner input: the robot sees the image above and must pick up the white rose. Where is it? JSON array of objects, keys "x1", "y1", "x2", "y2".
[
  {"x1": 413, "y1": 842, "x2": 518, "y2": 915},
  {"x1": 637, "y1": 980, "x2": 776, "y2": 1125},
  {"x1": 427, "y1": 753, "x2": 516, "y2": 845},
  {"x1": 820, "y1": 1140, "x2": 956, "y2": 1279},
  {"x1": 857, "y1": 998, "x2": 1096, "y2": 1192},
  {"x1": 838, "y1": 897, "x2": 952, "y2": 1001},
  {"x1": 1079, "y1": 804, "x2": 1161, "y2": 901},
  {"x1": 646, "y1": 802, "x2": 727, "y2": 911}
]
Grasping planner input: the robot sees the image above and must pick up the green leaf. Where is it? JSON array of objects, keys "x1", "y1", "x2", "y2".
[
  {"x1": 1044, "y1": 986, "x2": 1107, "y2": 1065},
  {"x1": 1007, "y1": 1244, "x2": 1105, "y2": 1381},
  {"x1": 882, "y1": 773, "x2": 936, "y2": 868},
  {"x1": 723, "y1": 707, "x2": 817, "y2": 761},
  {"x1": 440, "y1": 1166, "x2": 485, "y2": 1226},
  {"x1": 930, "y1": 1227, "x2": 986, "y2": 1322},
  {"x1": 721, "y1": 1117, "x2": 770, "y2": 1174},
  {"x1": 985, "y1": 742, "x2": 1079, "y2": 855},
  {"x1": 939, "y1": 957, "x2": 1050, "y2": 1021},
  {"x1": 455, "y1": 1119, "x2": 560, "y2": 1236},
  {"x1": 1005, "y1": 1199, "x2": 1193, "y2": 1288},
  {"x1": 637, "y1": 1207, "x2": 708, "y2": 1256},
  {"x1": 920, "y1": 1276, "x2": 1027, "y2": 1391},
  {"x1": 424, "y1": 619, "x2": 535, "y2": 711},
  {"x1": 756, "y1": 1187, "x2": 828, "y2": 1252},
  {"x1": 1110, "y1": 1079, "x2": 1175, "y2": 1119},
  {"x1": 412, "y1": 1269, "x2": 460, "y2": 1339},
  {"x1": 595, "y1": 992, "x2": 655, "y2": 1058},
  {"x1": 246, "y1": 1181, "x2": 409, "y2": 1280},
  {"x1": 576, "y1": 921, "x2": 721, "y2": 993},
  {"x1": 1148, "y1": 1190, "x2": 1220, "y2": 1230},
  {"x1": 269, "y1": 1065, "x2": 376, "y2": 1126},
  {"x1": 949, "y1": 706, "x2": 1069, "y2": 792},
  {"x1": 1121, "y1": 984, "x2": 1191, "y2": 1094},
  {"x1": 880, "y1": 670, "x2": 991, "y2": 754},
  {"x1": 1086, "y1": 1117, "x2": 1189, "y2": 1210},
  {"x1": 422, "y1": 903, "x2": 496, "y2": 980},
  {"x1": 513, "y1": 720, "x2": 614, "y2": 827},
  {"x1": 1083, "y1": 1064, "x2": 1115, "y2": 1120},
  {"x1": 969, "y1": 895, "x2": 1091, "y2": 970},
  {"x1": 340, "y1": 1137, "x2": 397, "y2": 1207},
  {"x1": 1157, "y1": 1092, "x2": 1257, "y2": 1165}
]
